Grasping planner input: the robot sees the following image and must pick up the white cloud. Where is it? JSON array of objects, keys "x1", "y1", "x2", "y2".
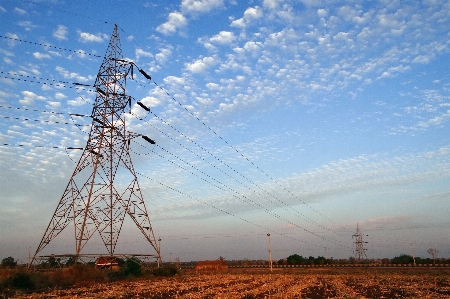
[
  {"x1": 77, "y1": 31, "x2": 108, "y2": 43},
  {"x1": 243, "y1": 41, "x2": 262, "y2": 53},
  {"x1": 181, "y1": 0, "x2": 223, "y2": 14},
  {"x1": 14, "y1": 7, "x2": 26, "y2": 15},
  {"x1": 19, "y1": 91, "x2": 46, "y2": 105},
  {"x1": 68, "y1": 97, "x2": 90, "y2": 106},
  {"x1": 32, "y1": 52, "x2": 51, "y2": 59},
  {"x1": 55, "y1": 66, "x2": 92, "y2": 82},
  {"x1": 3, "y1": 57, "x2": 14, "y2": 64},
  {"x1": 418, "y1": 110, "x2": 450, "y2": 128},
  {"x1": 53, "y1": 25, "x2": 68, "y2": 40},
  {"x1": 317, "y1": 8, "x2": 327, "y2": 18},
  {"x1": 0, "y1": 6, "x2": 6, "y2": 13},
  {"x1": 75, "y1": 50, "x2": 87, "y2": 59},
  {"x1": 263, "y1": 0, "x2": 281, "y2": 10},
  {"x1": 141, "y1": 96, "x2": 162, "y2": 107},
  {"x1": 18, "y1": 21, "x2": 36, "y2": 31},
  {"x1": 206, "y1": 82, "x2": 220, "y2": 90},
  {"x1": 156, "y1": 11, "x2": 187, "y2": 35},
  {"x1": 163, "y1": 76, "x2": 185, "y2": 86},
  {"x1": 155, "y1": 47, "x2": 173, "y2": 64},
  {"x1": 230, "y1": 6, "x2": 263, "y2": 28},
  {"x1": 47, "y1": 101, "x2": 61, "y2": 109},
  {"x1": 135, "y1": 48, "x2": 153, "y2": 61},
  {"x1": 209, "y1": 31, "x2": 236, "y2": 44},
  {"x1": 185, "y1": 56, "x2": 217, "y2": 73},
  {"x1": 55, "y1": 92, "x2": 67, "y2": 100}
]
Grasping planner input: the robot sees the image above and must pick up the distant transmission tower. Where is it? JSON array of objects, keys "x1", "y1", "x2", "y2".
[
  {"x1": 30, "y1": 25, "x2": 160, "y2": 266},
  {"x1": 352, "y1": 223, "x2": 368, "y2": 260}
]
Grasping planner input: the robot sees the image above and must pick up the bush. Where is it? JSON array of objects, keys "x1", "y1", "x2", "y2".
[
  {"x1": 121, "y1": 258, "x2": 142, "y2": 277},
  {"x1": 152, "y1": 265, "x2": 178, "y2": 277},
  {"x1": 108, "y1": 258, "x2": 143, "y2": 281},
  {"x1": 1, "y1": 257, "x2": 17, "y2": 268},
  {"x1": 3, "y1": 272, "x2": 35, "y2": 290}
]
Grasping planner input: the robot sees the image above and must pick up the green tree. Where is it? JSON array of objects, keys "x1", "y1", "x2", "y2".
[
  {"x1": 286, "y1": 254, "x2": 304, "y2": 265},
  {"x1": 46, "y1": 256, "x2": 60, "y2": 268},
  {"x1": 277, "y1": 258, "x2": 286, "y2": 265},
  {"x1": 314, "y1": 256, "x2": 327, "y2": 265},
  {"x1": 7, "y1": 272, "x2": 35, "y2": 290},
  {"x1": 1, "y1": 256, "x2": 17, "y2": 268},
  {"x1": 120, "y1": 257, "x2": 142, "y2": 277},
  {"x1": 391, "y1": 254, "x2": 414, "y2": 264}
]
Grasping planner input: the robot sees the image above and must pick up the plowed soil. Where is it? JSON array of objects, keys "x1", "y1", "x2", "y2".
[{"x1": 8, "y1": 268, "x2": 450, "y2": 298}]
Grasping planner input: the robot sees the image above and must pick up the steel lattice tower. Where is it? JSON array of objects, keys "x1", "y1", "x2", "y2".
[
  {"x1": 31, "y1": 25, "x2": 160, "y2": 265},
  {"x1": 352, "y1": 223, "x2": 367, "y2": 260}
]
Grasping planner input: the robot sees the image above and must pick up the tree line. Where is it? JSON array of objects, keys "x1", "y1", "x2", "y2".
[{"x1": 277, "y1": 254, "x2": 450, "y2": 265}]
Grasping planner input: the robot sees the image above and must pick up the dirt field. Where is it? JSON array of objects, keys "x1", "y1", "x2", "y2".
[{"x1": 7, "y1": 268, "x2": 450, "y2": 298}]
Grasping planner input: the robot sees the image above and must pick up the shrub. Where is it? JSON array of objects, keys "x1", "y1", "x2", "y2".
[
  {"x1": 152, "y1": 265, "x2": 178, "y2": 277},
  {"x1": 108, "y1": 258, "x2": 143, "y2": 281},
  {"x1": 4, "y1": 272, "x2": 35, "y2": 290},
  {"x1": 1, "y1": 257, "x2": 17, "y2": 268}
]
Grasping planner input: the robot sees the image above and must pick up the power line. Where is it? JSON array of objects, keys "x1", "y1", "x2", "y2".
[
  {"x1": 0, "y1": 35, "x2": 103, "y2": 58},
  {"x1": 131, "y1": 138, "x2": 350, "y2": 249},
  {"x1": 131, "y1": 109, "x2": 347, "y2": 238},
  {"x1": 1, "y1": 115, "x2": 89, "y2": 127},
  {"x1": 0, "y1": 143, "x2": 83, "y2": 150},
  {"x1": 0, "y1": 74, "x2": 95, "y2": 92},
  {"x1": 22, "y1": 0, "x2": 111, "y2": 25},
  {"x1": 151, "y1": 79, "x2": 353, "y2": 235},
  {"x1": 136, "y1": 170, "x2": 329, "y2": 250}
]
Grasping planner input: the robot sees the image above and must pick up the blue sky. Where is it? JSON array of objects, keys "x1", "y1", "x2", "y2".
[{"x1": 1, "y1": 0, "x2": 450, "y2": 263}]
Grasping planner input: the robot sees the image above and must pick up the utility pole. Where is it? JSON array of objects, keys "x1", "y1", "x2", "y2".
[
  {"x1": 30, "y1": 24, "x2": 160, "y2": 266},
  {"x1": 158, "y1": 238, "x2": 162, "y2": 268},
  {"x1": 267, "y1": 233, "x2": 273, "y2": 272},
  {"x1": 411, "y1": 243, "x2": 416, "y2": 266},
  {"x1": 352, "y1": 223, "x2": 368, "y2": 261}
]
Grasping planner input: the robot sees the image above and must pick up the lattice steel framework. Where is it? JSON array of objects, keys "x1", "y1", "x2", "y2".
[
  {"x1": 352, "y1": 223, "x2": 367, "y2": 260},
  {"x1": 31, "y1": 25, "x2": 160, "y2": 265}
]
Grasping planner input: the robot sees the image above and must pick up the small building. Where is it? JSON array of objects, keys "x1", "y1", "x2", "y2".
[
  {"x1": 195, "y1": 260, "x2": 228, "y2": 272},
  {"x1": 95, "y1": 256, "x2": 119, "y2": 269}
]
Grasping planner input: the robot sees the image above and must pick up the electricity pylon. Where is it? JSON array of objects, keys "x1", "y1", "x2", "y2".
[
  {"x1": 352, "y1": 223, "x2": 368, "y2": 260},
  {"x1": 31, "y1": 24, "x2": 160, "y2": 265}
]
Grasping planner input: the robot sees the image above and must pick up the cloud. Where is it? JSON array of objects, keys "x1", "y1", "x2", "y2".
[
  {"x1": 185, "y1": 56, "x2": 217, "y2": 73},
  {"x1": 14, "y1": 7, "x2": 26, "y2": 15},
  {"x1": 155, "y1": 47, "x2": 173, "y2": 64},
  {"x1": 135, "y1": 48, "x2": 153, "y2": 61},
  {"x1": 47, "y1": 101, "x2": 61, "y2": 109},
  {"x1": 19, "y1": 91, "x2": 46, "y2": 105},
  {"x1": 181, "y1": 0, "x2": 224, "y2": 14},
  {"x1": 163, "y1": 76, "x2": 185, "y2": 86},
  {"x1": 54, "y1": 92, "x2": 67, "y2": 100},
  {"x1": 417, "y1": 110, "x2": 450, "y2": 128},
  {"x1": 53, "y1": 25, "x2": 68, "y2": 40},
  {"x1": 32, "y1": 52, "x2": 51, "y2": 59},
  {"x1": 263, "y1": 0, "x2": 282, "y2": 10},
  {"x1": 68, "y1": 97, "x2": 90, "y2": 107},
  {"x1": 55, "y1": 66, "x2": 92, "y2": 82},
  {"x1": 209, "y1": 31, "x2": 236, "y2": 44},
  {"x1": 18, "y1": 21, "x2": 37, "y2": 31},
  {"x1": 77, "y1": 31, "x2": 108, "y2": 43},
  {"x1": 317, "y1": 8, "x2": 327, "y2": 18},
  {"x1": 230, "y1": 6, "x2": 263, "y2": 28},
  {"x1": 141, "y1": 96, "x2": 162, "y2": 107},
  {"x1": 156, "y1": 11, "x2": 187, "y2": 35}
]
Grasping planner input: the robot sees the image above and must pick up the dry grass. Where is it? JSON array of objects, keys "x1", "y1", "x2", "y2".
[{"x1": 3, "y1": 268, "x2": 450, "y2": 298}]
